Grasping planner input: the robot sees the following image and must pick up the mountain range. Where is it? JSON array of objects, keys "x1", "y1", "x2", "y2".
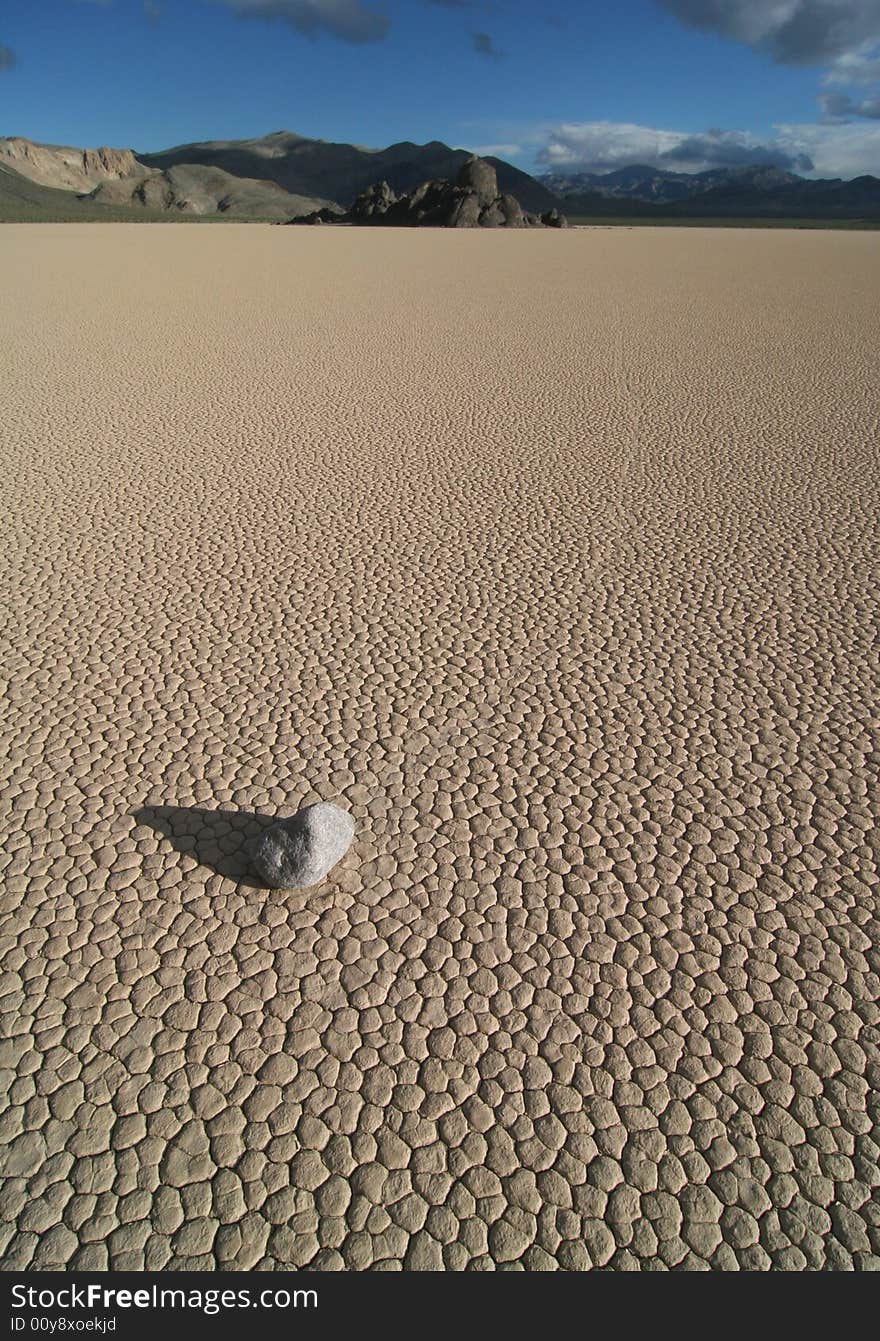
[
  {"x1": 1, "y1": 132, "x2": 879, "y2": 223},
  {"x1": 541, "y1": 164, "x2": 802, "y2": 205},
  {"x1": 539, "y1": 162, "x2": 880, "y2": 219}
]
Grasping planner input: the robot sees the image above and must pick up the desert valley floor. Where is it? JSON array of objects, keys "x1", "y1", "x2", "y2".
[{"x1": 1, "y1": 224, "x2": 878, "y2": 1271}]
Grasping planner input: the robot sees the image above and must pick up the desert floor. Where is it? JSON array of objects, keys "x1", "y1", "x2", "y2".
[{"x1": 2, "y1": 224, "x2": 878, "y2": 1272}]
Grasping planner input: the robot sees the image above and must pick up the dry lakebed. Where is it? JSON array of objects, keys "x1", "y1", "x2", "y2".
[{"x1": 1, "y1": 223, "x2": 878, "y2": 1271}]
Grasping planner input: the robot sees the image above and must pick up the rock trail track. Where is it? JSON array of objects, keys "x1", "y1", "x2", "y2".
[{"x1": 1, "y1": 224, "x2": 878, "y2": 1270}]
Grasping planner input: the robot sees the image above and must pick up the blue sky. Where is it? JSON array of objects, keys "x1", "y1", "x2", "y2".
[{"x1": 2, "y1": 2, "x2": 880, "y2": 177}]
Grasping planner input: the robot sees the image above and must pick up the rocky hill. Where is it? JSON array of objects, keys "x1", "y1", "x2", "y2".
[
  {"x1": 287, "y1": 157, "x2": 568, "y2": 229},
  {"x1": 86, "y1": 163, "x2": 336, "y2": 221},
  {"x1": 0, "y1": 136, "x2": 333, "y2": 221},
  {"x1": 139, "y1": 130, "x2": 558, "y2": 214},
  {"x1": 0, "y1": 136, "x2": 144, "y2": 192},
  {"x1": 0, "y1": 160, "x2": 154, "y2": 222}
]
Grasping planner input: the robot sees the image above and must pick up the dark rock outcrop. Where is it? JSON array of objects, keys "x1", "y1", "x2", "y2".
[
  {"x1": 456, "y1": 156, "x2": 499, "y2": 206},
  {"x1": 499, "y1": 194, "x2": 525, "y2": 227},
  {"x1": 284, "y1": 156, "x2": 568, "y2": 229},
  {"x1": 289, "y1": 206, "x2": 344, "y2": 225},
  {"x1": 349, "y1": 179, "x2": 397, "y2": 220},
  {"x1": 540, "y1": 208, "x2": 569, "y2": 228}
]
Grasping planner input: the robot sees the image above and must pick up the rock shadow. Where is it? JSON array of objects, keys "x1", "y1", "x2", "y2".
[{"x1": 135, "y1": 805, "x2": 277, "y2": 890}]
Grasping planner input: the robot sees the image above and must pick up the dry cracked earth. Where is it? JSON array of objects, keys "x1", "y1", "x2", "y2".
[{"x1": 2, "y1": 224, "x2": 879, "y2": 1272}]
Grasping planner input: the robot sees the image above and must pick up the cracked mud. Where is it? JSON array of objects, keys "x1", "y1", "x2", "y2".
[{"x1": 1, "y1": 224, "x2": 878, "y2": 1271}]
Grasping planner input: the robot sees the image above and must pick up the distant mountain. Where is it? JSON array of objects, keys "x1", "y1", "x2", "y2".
[
  {"x1": 139, "y1": 130, "x2": 558, "y2": 213},
  {"x1": 541, "y1": 163, "x2": 801, "y2": 205},
  {"x1": 664, "y1": 172, "x2": 880, "y2": 218},
  {"x1": 540, "y1": 162, "x2": 880, "y2": 218}
]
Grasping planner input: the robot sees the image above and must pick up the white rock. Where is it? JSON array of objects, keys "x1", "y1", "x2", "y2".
[{"x1": 249, "y1": 802, "x2": 354, "y2": 890}]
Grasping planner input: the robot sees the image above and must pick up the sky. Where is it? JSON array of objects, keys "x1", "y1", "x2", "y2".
[{"x1": 1, "y1": 2, "x2": 880, "y2": 178}]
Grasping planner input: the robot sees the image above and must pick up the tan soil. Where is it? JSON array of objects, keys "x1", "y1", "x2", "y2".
[{"x1": 1, "y1": 224, "x2": 878, "y2": 1271}]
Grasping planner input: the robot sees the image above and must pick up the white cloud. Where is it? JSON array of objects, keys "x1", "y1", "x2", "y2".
[
  {"x1": 774, "y1": 117, "x2": 880, "y2": 171},
  {"x1": 536, "y1": 121, "x2": 814, "y2": 173},
  {"x1": 823, "y1": 37, "x2": 880, "y2": 83},
  {"x1": 535, "y1": 116, "x2": 880, "y2": 177},
  {"x1": 540, "y1": 122, "x2": 689, "y2": 171}
]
